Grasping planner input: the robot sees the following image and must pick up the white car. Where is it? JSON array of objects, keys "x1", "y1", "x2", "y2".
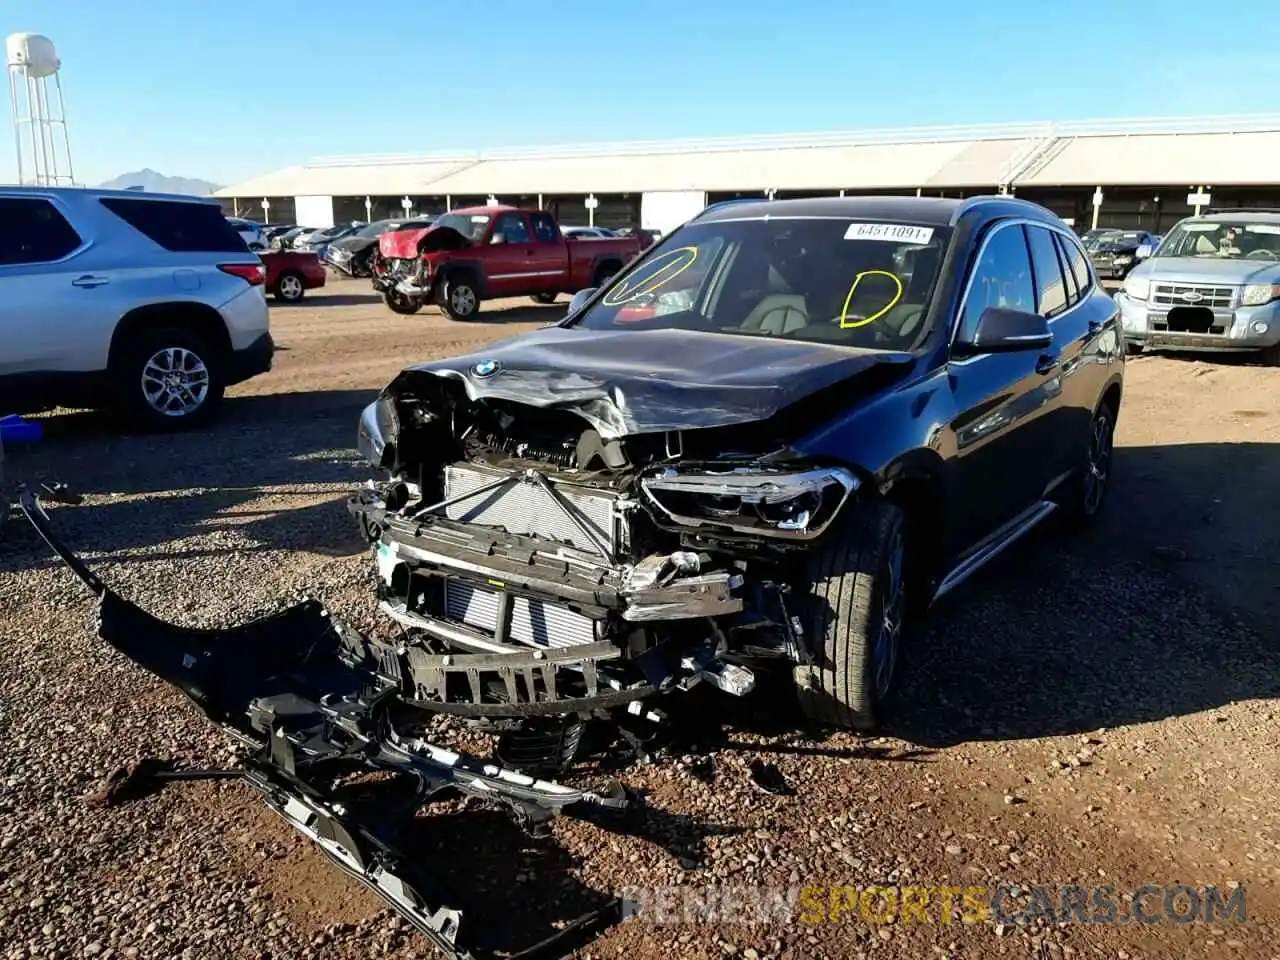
[{"x1": 0, "y1": 187, "x2": 273, "y2": 428}]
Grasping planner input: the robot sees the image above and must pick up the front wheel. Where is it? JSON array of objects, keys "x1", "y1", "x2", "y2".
[
  {"x1": 113, "y1": 327, "x2": 224, "y2": 430},
  {"x1": 1056, "y1": 398, "x2": 1116, "y2": 527},
  {"x1": 531, "y1": 292, "x2": 559, "y2": 305},
  {"x1": 383, "y1": 291, "x2": 421, "y2": 315},
  {"x1": 793, "y1": 500, "x2": 910, "y2": 731},
  {"x1": 440, "y1": 277, "x2": 480, "y2": 321}
]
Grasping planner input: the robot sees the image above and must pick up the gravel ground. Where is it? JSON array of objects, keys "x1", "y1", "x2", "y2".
[{"x1": 2, "y1": 279, "x2": 1278, "y2": 960}]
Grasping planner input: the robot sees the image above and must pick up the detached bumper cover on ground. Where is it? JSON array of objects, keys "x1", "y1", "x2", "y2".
[{"x1": 18, "y1": 490, "x2": 632, "y2": 960}]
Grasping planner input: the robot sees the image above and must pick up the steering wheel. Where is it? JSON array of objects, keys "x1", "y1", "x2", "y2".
[{"x1": 1245, "y1": 249, "x2": 1279, "y2": 260}]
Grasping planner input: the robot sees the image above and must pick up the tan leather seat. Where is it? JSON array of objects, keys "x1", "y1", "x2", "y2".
[{"x1": 740, "y1": 294, "x2": 809, "y2": 336}]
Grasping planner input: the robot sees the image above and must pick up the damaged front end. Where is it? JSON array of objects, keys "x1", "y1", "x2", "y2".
[
  {"x1": 18, "y1": 490, "x2": 636, "y2": 960},
  {"x1": 372, "y1": 226, "x2": 473, "y2": 303},
  {"x1": 349, "y1": 350, "x2": 875, "y2": 762}
]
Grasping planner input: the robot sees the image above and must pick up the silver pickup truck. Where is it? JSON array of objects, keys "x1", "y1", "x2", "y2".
[{"x1": 1113, "y1": 210, "x2": 1280, "y2": 365}]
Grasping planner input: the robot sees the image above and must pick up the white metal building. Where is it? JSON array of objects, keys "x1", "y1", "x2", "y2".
[{"x1": 213, "y1": 114, "x2": 1280, "y2": 234}]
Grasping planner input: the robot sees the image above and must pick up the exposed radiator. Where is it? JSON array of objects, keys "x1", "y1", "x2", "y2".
[
  {"x1": 443, "y1": 462, "x2": 621, "y2": 553},
  {"x1": 444, "y1": 581, "x2": 597, "y2": 648}
]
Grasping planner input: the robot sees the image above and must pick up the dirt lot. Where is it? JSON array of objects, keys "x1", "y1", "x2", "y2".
[{"x1": 1, "y1": 278, "x2": 1278, "y2": 960}]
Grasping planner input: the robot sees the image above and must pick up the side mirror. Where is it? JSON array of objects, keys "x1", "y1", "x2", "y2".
[
  {"x1": 566, "y1": 287, "x2": 598, "y2": 317},
  {"x1": 1135, "y1": 243, "x2": 1154, "y2": 260},
  {"x1": 955, "y1": 306, "x2": 1052, "y2": 355},
  {"x1": 489, "y1": 233, "x2": 506, "y2": 245}
]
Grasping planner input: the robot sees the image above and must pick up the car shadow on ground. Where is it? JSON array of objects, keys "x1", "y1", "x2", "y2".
[
  {"x1": 278, "y1": 291, "x2": 384, "y2": 308},
  {"x1": 0, "y1": 388, "x2": 378, "y2": 573},
  {"x1": 890, "y1": 439, "x2": 1280, "y2": 748},
  {"x1": 429, "y1": 303, "x2": 567, "y2": 325}
]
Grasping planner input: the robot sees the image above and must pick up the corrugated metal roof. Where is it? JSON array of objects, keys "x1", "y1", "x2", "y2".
[
  {"x1": 1019, "y1": 131, "x2": 1280, "y2": 186},
  {"x1": 213, "y1": 115, "x2": 1280, "y2": 198},
  {"x1": 212, "y1": 158, "x2": 476, "y2": 198},
  {"x1": 422, "y1": 140, "x2": 987, "y2": 194}
]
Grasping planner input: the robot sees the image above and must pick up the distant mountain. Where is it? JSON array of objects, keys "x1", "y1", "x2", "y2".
[{"x1": 97, "y1": 169, "x2": 221, "y2": 196}]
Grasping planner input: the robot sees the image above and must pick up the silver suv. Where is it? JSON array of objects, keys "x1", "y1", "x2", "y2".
[
  {"x1": 0, "y1": 187, "x2": 273, "y2": 428},
  {"x1": 1115, "y1": 210, "x2": 1280, "y2": 365}
]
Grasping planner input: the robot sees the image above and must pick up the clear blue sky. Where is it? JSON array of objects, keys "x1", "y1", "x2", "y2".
[{"x1": 4, "y1": 0, "x2": 1279, "y2": 187}]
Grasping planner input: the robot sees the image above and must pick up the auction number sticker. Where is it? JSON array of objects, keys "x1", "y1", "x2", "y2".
[{"x1": 844, "y1": 223, "x2": 935, "y2": 245}]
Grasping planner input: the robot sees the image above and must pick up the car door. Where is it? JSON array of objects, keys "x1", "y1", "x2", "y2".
[
  {"x1": 0, "y1": 195, "x2": 98, "y2": 390},
  {"x1": 944, "y1": 220, "x2": 1063, "y2": 557},
  {"x1": 529, "y1": 212, "x2": 569, "y2": 294},
  {"x1": 1049, "y1": 228, "x2": 1120, "y2": 478},
  {"x1": 482, "y1": 212, "x2": 537, "y2": 298}
]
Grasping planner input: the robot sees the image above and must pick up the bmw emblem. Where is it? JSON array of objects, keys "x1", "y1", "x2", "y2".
[{"x1": 472, "y1": 359, "x2": 500, "y2": 378}]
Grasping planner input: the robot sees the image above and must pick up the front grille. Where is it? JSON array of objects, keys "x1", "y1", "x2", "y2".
[
  {"x1": 443, "y1": 580, "x2": 596, "y2": 648},
  {"x1": 1151, "y1": 283, "x2": 1236, "y2": 309},
  {"x1": 443, "y1": 462, "x2": 621, "y2": 553}
]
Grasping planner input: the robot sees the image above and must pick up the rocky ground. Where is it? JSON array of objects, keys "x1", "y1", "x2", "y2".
[{"x1": 1, "y1": 279, "x2": 1277, "y2": 960}]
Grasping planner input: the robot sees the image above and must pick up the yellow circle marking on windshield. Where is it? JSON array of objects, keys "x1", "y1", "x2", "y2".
[
  {"x1": 840, "y1": 270, "x2": 904, "y2": 329},
  {"x1": 602, "y1": 246, "x2": 699, "y2": 306}
]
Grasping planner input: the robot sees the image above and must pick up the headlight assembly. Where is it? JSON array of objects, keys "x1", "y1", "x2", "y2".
[
  {"x1": 1242, "y1": 283, "x2": 1280, "y2": 307},
  {"x1": 1122, "y1": 275, "x2": 1150, "y2": 301},
  {"x1": 357, "y1": 395, "x2": 400, "y2": 469},
  {"x1": 640, "y1": 465, "x2": 859, "y2": 540}
]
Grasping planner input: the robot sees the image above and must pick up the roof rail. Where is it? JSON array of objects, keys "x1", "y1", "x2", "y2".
[
  {"x1": 1201, "y1": 207, "x2": 1280, "y2": 216},
  {"x1": 693, "y1": 197, "x2": 768, "y2": 219}
]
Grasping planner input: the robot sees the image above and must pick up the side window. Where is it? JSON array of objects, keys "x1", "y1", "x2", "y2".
[
  {"x1": 100, "y1": 198, "x2": 249, "y2": 253},
  {"x1": 0, "y1": 197, "x2": 83, "y2": 265},
  {"x1": 1052, "y1": 232, "x2": 1080, "y2": 306},
  {"x1": 492, "y1": 213, "x2": 530, "y2": 245},
  {"x1": 531, "y1": 213, "x2": 558, "y2": 243},
  {"x1": 1056, "y1": 232, "x2": 1092, "y2": 296},
  {"x1": 1025, "y1": 226, "x2": 1068, "y2": 318},
  {"x1": 957, "y1": 223, "x2": 1035, "y2": 341}
]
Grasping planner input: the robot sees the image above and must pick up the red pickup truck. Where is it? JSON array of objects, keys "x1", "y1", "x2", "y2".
[{"x1": 370, "y1": 206, "x2": 643, "y2": 320}]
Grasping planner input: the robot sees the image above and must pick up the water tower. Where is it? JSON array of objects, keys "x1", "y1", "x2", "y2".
[{"x1": 6, "y1": 32, "x2": 75, "y2": 185}]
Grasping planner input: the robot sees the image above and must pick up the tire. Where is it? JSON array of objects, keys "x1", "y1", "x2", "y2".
[
  {"x1": 383, "y1": 290, "x2": 421, "y2": 315},
  {"x1": 1259, "y1": 342, "x2": 1280, "y2": 367},
  {"x1": 440, "y1": 276, "x2": 481, "y2": 321},
  {"x1": 793, "y1": 499, "x2": 910, "y2": 731},
  {"x1": 1056, "y1": 397, "x2": 1117, "y2": 527},
  {"x1": 112, "y1": 326, "x2": 224, "y2": 430},
  {"x1": 531, "y1": 292, "x2": 559, "y2": 305},
  {"x1": 273, "y1": 271, "x2": 306, "y2": 303},
  {"x1": 593, "y1": 263, "x2": 620, "y2": 287},
  {"x1": 1125, "y1": 342, "x2": 1144, "y2": 357}
]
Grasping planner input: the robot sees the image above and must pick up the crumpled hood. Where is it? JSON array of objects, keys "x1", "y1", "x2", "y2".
[
  {"x1": 379, "y1": 228, "x2": 433, "y2": 259},
  {"x1": 379, "y1": 225, "x2": 471, "y2": 259},
  {"x1": 400, "y1": 326, "x2": 914, "y2": 439},
  {"x1": 329, "y1": 234, "x2": 377, "y2": 255},
  {"x1": 1133, "y1": 257, "x2": 1280, "y2": 285}
]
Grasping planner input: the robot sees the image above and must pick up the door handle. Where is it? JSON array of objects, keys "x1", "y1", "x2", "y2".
[
  {"x1": 71, "y1": 275, "x2": 109, "y2": 288},
  {"x1": 1035, "y1": 353, "x2": 1059, "y2": 375}
]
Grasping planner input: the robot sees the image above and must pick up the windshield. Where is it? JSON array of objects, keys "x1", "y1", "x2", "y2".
[
  {"x1": 432, "y1": 213, "x2": 492, "y2": 241},
  {"x1": 355, "y1": 220, "x2": 398, "y2": 238},
  {"x1": 1154, "y1": 220, "x2": 1280, "y2": 261},
  {"x1": 313, "y1": 224, "x2": 355, "y2": 241},
  {"x1": 569, "y1": 217, "x2": 950, "y2": 350}
]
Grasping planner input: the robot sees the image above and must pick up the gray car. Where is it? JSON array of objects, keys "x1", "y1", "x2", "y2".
[
  {"x1": 0, "y1": 187, "x2": 273, "y2": 427},
  {"x1": 1114, "y1": 210, "x2": 1280, "y2": 364}
]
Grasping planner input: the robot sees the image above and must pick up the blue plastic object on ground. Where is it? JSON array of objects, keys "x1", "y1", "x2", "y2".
[{"x1": 0, "y1": 415, "x2": 44, "y2": 445}]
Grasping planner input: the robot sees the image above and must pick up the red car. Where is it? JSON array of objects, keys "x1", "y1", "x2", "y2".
[
  {"x1": 371, "y1": 206, "x2": 643, "y2": 319},
  {"x1": 260, "y1": 249, "x2": 327, "y2": 303}
]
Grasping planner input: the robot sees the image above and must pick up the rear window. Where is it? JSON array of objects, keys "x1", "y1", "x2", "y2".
[
  {"x1": 0, "y1": 197, "x2": 83, "y2": 265},
  {"x1": 99, "y1": 197, "x2": 249, "y2": 253}
]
